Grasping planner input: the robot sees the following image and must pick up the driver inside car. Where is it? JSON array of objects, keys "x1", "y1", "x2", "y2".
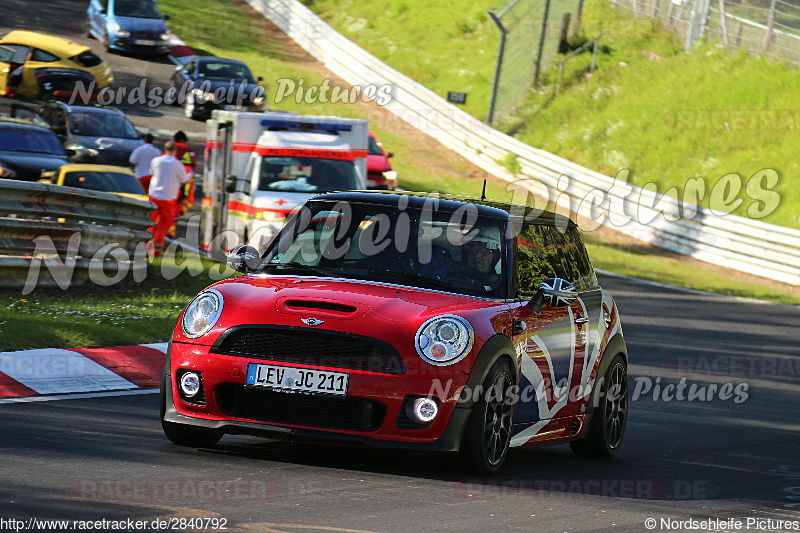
[{"x1": 457, "y1": 229, "x2": 502, "y2": 290}]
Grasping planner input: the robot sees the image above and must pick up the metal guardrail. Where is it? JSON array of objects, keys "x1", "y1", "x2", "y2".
[
  {"x1": 246, "y1": 0, "x2": 800, "y2": 287},
  {"x1": 0, "y1": 179, "x2": 155, "y2": 292}
]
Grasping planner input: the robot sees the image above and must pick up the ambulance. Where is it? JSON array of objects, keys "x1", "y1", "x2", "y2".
[{"x1": 201, "y1": 110, "x2": 368, "y2": 255}]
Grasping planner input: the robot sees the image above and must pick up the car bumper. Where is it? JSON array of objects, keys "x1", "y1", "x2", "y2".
[
  {"x1": 196, "y1": 100, "x2": 265, "y2": 115},
  {"x1": 165, "y1": 341, "x2": 472, "y2": 451},
  {"x1": 108, "y1": 37, "x2": 171, "y2": 54},
  {"x1": 366, "y1": 172, "x2": 398, "y2": 190}
]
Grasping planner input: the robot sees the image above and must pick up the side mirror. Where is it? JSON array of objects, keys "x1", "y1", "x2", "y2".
[
  {"x1": 226, "y1": 245, "x2": 261, "y2": 274},
  {"x1": 225, "y1": 174, "x2": 239, "y2": 193},
  {"x1": 529, "y1": 278, "x2": 577, "y2": 316},
  {"x1": 164, "y1": 14, "x2": 171, "y2": 20},
  {"x1": 257, "y1": 76, "x2": 264, "y2": 82},
  {"x1": 386, "y1": 152, "x2": 394, "y2": 158}
]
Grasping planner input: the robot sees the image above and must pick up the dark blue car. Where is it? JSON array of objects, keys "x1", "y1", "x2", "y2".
[
  {"x1": 168, "y1": 57, "x2": 265, "y2": 120},
  {"x1": 86, "y1": 0, "x2": 171, "y2": 55}
]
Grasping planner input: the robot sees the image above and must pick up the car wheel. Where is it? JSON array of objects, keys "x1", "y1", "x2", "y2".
[
  {"x1": 570, "y1": 354, "x2": 628, "y2": 458},
  {"x1": 160, "y1": 374, "x2": 222, "y2": 448},
  {"x1": 459, "y1": 360, "x2": 514, "y2": 475}
]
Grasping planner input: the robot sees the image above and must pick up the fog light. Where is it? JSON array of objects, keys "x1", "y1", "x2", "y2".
[
  {"x1": 180, "y1": 371, "x2": 201, "y2": 398},
  {"x1": 407, "y1": 397, "x2": 438, "y2": 423}
]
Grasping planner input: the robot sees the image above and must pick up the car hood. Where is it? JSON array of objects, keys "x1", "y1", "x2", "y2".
[
  {"x1": 175, "y1": 276, "x2": 506, "y2": 371},
  {"x1": 74, "y1": 135, "x2": 143, "y2": 151},
  {"x1": 367, "y1": 154, "x2": 392, "y2": 174},
  {"x1": 0, "y1": 152, "x2": 67, "y2": 180},
  {"x1": 113, "y1": 15, "x2": 168, "y2": 34}
]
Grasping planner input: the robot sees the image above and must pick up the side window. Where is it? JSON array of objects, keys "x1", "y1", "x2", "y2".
[
  {"x1": 515, "y1": 223, "x2": 597, "y2": 297},
  {"x1": 30, "y1": 49, "x2": 59, "y2": 63}
]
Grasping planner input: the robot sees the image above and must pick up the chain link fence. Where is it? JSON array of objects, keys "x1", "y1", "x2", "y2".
[
  {"x1": 611, "y1": 0, "x2": 800, "y2": 65},
  {"x1": 487, "y1": 0, "x2": 583, "y2": 124}
]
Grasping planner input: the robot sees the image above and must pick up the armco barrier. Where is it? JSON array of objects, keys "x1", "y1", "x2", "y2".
[
  {"x1": 0, "y1": 179, "x2": 155, "y2": 291},
  {"x1": 247, "y1": 0, "x2": 800, "y2": 286}
]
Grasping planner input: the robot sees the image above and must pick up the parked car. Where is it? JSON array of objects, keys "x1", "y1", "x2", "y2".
[
  {"x1": 0, "y1": 31, "x2": 112, "y2": 99},
  {"x1": 38, "y1": 102, "x2": 144, "y2": 166},
  {"x1": 366, "y1": 131, "x2": 397, "y2": 190},
  {"x1": 39, "y1": 164, "x2": 147, "y2": 200},
  {"x1": 0, "y1": 118, "x2": 69, "y2": 181},
  {"x1": 161, "y1": 191, "x2": 628, "y2": 474},
  {"x1": 87, "y1": 0, "x2": 171, "y2": 55},
  {"x1": 168, "y1": 57, "x2": 265, "y2": 120}
]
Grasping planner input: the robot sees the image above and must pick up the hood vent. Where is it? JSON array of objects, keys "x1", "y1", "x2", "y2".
[{"x1": 285, "y1": 300, "x2": 357, "y2": 314}]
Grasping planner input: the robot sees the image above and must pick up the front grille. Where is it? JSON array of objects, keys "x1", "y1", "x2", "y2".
[
  {"x1": 216, "y1": 384, "x2": 386, "y2": 431},
  {"x1": 212, "y1": 325, "x2": 405, "y2": 374}
]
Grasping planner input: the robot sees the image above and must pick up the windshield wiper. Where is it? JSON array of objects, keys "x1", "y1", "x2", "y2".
[
  {"x1": 262, "y1": 261, "x2": 337, "y2": 277},
  {"x1": 363, "y1": 269, "x2": 458, "y2": 291}
]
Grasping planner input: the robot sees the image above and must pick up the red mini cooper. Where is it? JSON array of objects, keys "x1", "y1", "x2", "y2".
[{"x1": 162, "y1": 191, "x2": 628, "y2": 473}]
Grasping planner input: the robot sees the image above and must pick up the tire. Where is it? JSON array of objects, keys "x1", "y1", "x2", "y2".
[
  {"x1": 459, "y1": 360, "x2": 515, "y2": 475},
  {"x1": 570, "y1": 354, "x2": 628, "y2": 458},
  {"x1": 160, "y1": 375, "x2": 222, "y2": 448}
]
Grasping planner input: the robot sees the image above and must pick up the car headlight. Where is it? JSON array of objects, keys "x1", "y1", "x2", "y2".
[
  {"x1": 415, "y1": 315, "x2": 474, "y2": 366},
  {"x1": 191, "y1": 88, "x2": 214, "y2": 102},
  {"x1": 0, "y1": 165, "x2": 16, "y2": 178},
  {"x1": 252, "y1": 95, "x2": 264, "y2": 106},
  {"x1": 382, "y1": 170, "x2": 398, "y2": 181},
  {"x1": 182, "y1": 289, "x2": 224, "y2": 338},
  {"x1": 108, "y1": 22, "x2": 130, "y2": 37},
  {"x1": 159, "y1": 32, "x2": 170, "y2": 41}
]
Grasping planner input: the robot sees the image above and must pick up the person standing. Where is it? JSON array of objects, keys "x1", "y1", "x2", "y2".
[
  {"x1": 170, "y1": 130, "x2": 197, "y2": 238},
  {"x1": 129, "y1": 132, "x2": 161, "y2": 191},
  {"x1": 148, "y1": 140, "x2": 192, "y2": 257}
]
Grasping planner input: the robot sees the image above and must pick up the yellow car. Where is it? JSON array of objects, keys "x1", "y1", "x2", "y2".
[
  {"x1": 0, "y1": 31, "x2": 113, "y2": 99},
  {"x1": 39, "y1": 164, "x2": 148, "y2": 201}
]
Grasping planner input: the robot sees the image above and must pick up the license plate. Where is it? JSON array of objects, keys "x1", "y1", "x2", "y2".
[
  {"x1": 246, "y1": 363, "x2": 349, "y2": 396},
  {"x1": 223, "y1": 104, "x2": 242, "y2": 110},
  {"x1": 134, "y1": 39, "x2": 156, "y2": 45}
]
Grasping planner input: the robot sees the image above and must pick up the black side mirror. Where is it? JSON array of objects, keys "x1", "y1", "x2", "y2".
[
  {"x1": 529, "y1": 278, "x2": 577, "y2": 315},
  {"x1": 257, "y1": 76, "x2": 264, "y2": 82},
  {"x1": 164, "y1": 14, "x2": 171, "y2": 20},
  {"x1": 226, "y1": 245, "x2": 261, "y2": 274},
  {"x1": 225, "y1": 175, "x2": 239, "y2": 193}
]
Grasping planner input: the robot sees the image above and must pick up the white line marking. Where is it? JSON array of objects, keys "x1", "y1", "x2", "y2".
[{"x1": 0, "y1": 388, "x2": 159, "y2": 405}]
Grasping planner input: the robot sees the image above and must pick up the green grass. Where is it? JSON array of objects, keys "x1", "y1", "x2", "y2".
[
  {"x1": 0, "y1": 252, "x2": 234, "y2": 351},
  {"x1": 301, "y1": 0, "x2": 800, "y2": 229}
]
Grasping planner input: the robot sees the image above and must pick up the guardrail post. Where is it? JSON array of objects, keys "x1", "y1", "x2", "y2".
[
  {"x1": 591, "y1": 38, "x2": 599, "y2": 71},
  {"x1": 534, "y1": 0, "x2": 552, "y2": 86},
  {"x1": 719, "y1": 0, "x2": 729, "y2": 46},
  {"x1": 763, "y1": 0, "x2": 777, "y2": 52},
  {"x1": 486, "y1": 11, "x2": 508, "y2": 125}
]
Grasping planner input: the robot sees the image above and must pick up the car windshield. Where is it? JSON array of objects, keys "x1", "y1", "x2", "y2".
[
  {"x1": 114, "y1": 0, "x2": 163, "y2": 18},
  {"x1": 197, "y1": 62, "x2": 255, "y2": 83},
  {"x1": 0, "y1": 128, "x2": 65, "y2": 155},
  {"x1": 61, "y1": 170, "x2": 145, "y2": 194},
  {"x1": 262, "y1": 199, "x2": 508, "y2": 298},
  {"x1": 68, "y1": 110, "x2": 139, "y2": 139},
  {"x1": 257, "y1": 156, "x2": 359, "y2": 193},
  {"x1": 367, "y1": 135, "x2": 383, "y2": 156}
]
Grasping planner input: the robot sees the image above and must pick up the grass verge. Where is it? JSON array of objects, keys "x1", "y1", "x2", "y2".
[{"x1": 0, "y1": 252, "x2": 233, "y2": 351}]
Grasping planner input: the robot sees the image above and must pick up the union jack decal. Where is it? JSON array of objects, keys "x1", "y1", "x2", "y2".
[{"x1": 539, "y1": 278, "x2": 577, "y2": 308}]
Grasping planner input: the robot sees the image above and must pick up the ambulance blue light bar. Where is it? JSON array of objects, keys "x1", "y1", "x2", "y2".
[{"x1": 260, "y1": 118, "x2": 353, "y2": 132}]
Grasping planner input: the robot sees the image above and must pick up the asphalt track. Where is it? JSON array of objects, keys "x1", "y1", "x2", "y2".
[{"x1": 1, "y1": 1, "x2": 800, "y2": 532}]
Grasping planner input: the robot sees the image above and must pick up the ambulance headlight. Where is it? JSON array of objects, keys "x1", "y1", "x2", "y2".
[{"x1": 182, "y1": 289, "x2": 223, "y2": 338}]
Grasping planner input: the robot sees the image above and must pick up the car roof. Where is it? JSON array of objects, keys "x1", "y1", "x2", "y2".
[
  {"x1": 0, "y1": 31, "x2": 90, "y2": 57},
  {"x1": 57, "y1": 164, "x2": 135, "y2": 175},
  {"x1": 197, "y1": 57, "x2": 247, "y2": 67},
  {"x1": 0, "y1": 118, "x2": 53, "y2": 131},
  {"x1": 312, "y1": 191, "x2": 575, "y2": 226},
  {"x1": 60, "y1": 105, "x2": 124, "y2": 116}
]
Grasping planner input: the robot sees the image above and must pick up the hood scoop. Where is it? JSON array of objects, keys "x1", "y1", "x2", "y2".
[{"x1": 276, "y1": 297, "x2": 366, "y2": 319}]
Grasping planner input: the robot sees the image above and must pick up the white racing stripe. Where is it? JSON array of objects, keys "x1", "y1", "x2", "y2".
[{"x1": 0, "y1": 349, "x2": 136, "y2": 395}]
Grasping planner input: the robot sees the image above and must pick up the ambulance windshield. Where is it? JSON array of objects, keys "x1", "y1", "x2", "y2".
[{"x1": 258, "y1": 156, "x2": 360, "y2": 193}]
